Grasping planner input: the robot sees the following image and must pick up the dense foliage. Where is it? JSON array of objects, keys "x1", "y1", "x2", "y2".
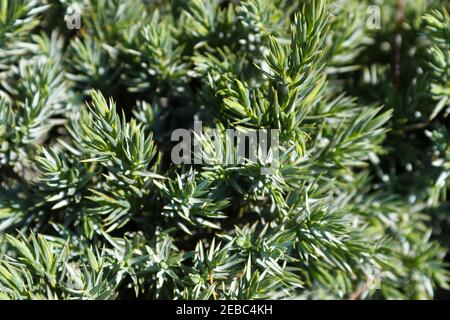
[{"x1": 0, "y1": 0, "x2": 449, "y2": 300}]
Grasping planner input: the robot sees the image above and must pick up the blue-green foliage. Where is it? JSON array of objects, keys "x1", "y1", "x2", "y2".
[{"x1": 0, "y1": 0, "x2": 449, "y2": 300}]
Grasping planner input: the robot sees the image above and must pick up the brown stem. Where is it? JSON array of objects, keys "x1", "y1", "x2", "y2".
[
  {"x1": 349, "y1": 280, "x2": 372, "y2": 300},
  {"x1": 209, "y1": 271, "x2": 218, "y2": 300}
]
